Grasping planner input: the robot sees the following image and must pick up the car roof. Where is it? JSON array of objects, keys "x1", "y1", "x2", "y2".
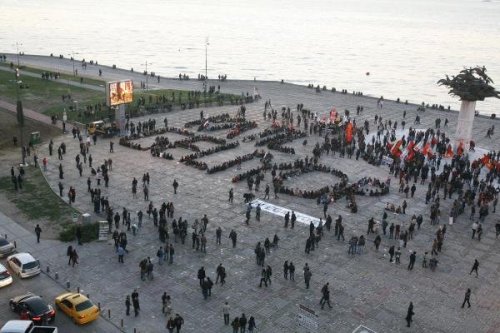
[
  {"x1": 62, "y1": 292, "x2": 89, "y2": 305},
  {"x1": 24, "y1": 297, "x2": 49, "y2": 315},
  {"x1": 0, "y1": 320, "x2": 33, "y2": 330},
  {"x1": 0, "y1": 237, "x2": 11, "y2": 246},
  {"x1": 9, "y1": 253, "x2": 36, "y2": 263}
]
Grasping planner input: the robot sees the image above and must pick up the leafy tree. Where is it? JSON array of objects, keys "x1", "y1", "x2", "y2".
[{"x1": 437, "y1": 66, "x2": 500, "y2": 101}]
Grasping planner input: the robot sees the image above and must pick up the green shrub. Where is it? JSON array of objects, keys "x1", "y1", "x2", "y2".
[{"x1": 59, "y1": 223, "x2": 99, "y2": 243}]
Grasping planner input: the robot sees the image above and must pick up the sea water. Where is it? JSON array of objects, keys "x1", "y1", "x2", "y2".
[{"x1": 1, "y1": 0, "x2": 499, "y2": 114}]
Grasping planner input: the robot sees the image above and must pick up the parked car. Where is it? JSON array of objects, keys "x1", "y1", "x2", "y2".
[
  {"x1": 0, "y1": 263, "x2": 13, "y2": 288},
  {"x1": 0, "y1": 320, "x2": 57, "y2": 333},
  {"x1": 0, "y1": 237, "x2": 15, "y2": 257},
  {"x1": 55, "y1": 293, "x2": 100, "y2": 325},
  {"x1": 6, "y1": 253, "x2": 40, "y2": 278},
  {"x1": 9, "y1": 293, "x2": 56, "y2": 324}
]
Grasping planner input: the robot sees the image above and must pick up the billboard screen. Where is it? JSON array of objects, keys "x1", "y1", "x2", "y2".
[{"x1": 106, "y1": 80, "x2": 133, "y2": 106}]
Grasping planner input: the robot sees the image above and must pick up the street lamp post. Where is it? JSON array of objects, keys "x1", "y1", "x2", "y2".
[
  {"x1": 14, "y1": 68, "x2": 26, "y2": 166},
  {"x1": 205, "y1": 37, "x2": 209, "y2": 92},
  {"x1": 68, "y1": 52, "x2": 79, "y2": 76},
  {"x1": 15, "y1": 42, "x2": 22, "y2": 67},
  {"x1": 141, "y1": 61, "x2": 152, "y2": 90}
]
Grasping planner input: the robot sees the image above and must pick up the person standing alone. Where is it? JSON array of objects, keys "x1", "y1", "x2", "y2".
[{"x1": 35, "y1": 224, "x2": 42, "y2": 243}]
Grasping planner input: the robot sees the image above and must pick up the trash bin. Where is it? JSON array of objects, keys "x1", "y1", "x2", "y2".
[
  {"x1": 81, "y1": 213, "x2": 91, "y2": 224},
  {"x1": 30, "y1": 131, "x2": 40, "y2": 145}
]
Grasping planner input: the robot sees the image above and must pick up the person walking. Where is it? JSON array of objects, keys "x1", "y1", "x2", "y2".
[
  {"x1": 231, "y1": 317, "x2": 240, "y2": 333},
  {"x1": 304, "y1": 264, "x2": 312, "y2": 289},
  {"x1": 131, "y1": 289, "x2": 140, "y2": 317},
  {"x1": 388, "y1": 245, "x2": 395, "y2": 263},
  {"x1": 239, "y1": 313, "x2": 247, "y2": 333},
  {"x1": 470, "y1": 259, "x2": 479, "y2": 277},
  {"x1": 408, "y1": 251, "x2": 416, "y2": 270},
  {"x1": 320, "y1": 283, "x2": 333, "y2": 309},
  {"x1": 216, "y1": 227, "x2": 222, "y2": 245},
  {"x1": 169, "y1": 244, "x2": 175, "y2": 264},
  {"x1": 289, "y1": 262, "x2": 295, "y2": 281},
  {"x1": 229, "y1": 229, "x2": 237, "y2": 247},
  {"x1": 259, "y1": 269, "x2": 268, "y2": 287},
  {"x1": 197, "y1": 267, "x2": 206, "y2": 286},
  {"x1": 35, "y1": 224, "x2": 42, "y2": 243},
  {"x1": 174, "y1": 313, "x2": 184, "y2": 333},
  {"x1": 166, "y1": 317, "x2": 175, "y2": 333},
  {"x1": 172, "y1": 179, "x2": 179, "y2": 194},
  {"x1": 117, "y1": 245, "x2": 125, "y2": 263},
  {"x1": 461, "y1": 288, "x2": 472, "y2": 308},
  {"x1": 157, "y1": 246, "x2": 164, "y2": 265},
  {"x1": 70, "y1": 249, "x2": 79, "y2": 267},
  {"x1": 405, "y1": 302, "x2": 414, "y2": 327},
  {"x1": 247, "y1": 316, "x2": 256, "y2": 332},
  {"x1": 125, "y1": 295, "x2": 131, "y2": 316},
  {"x1": 223, "y1": 302, "x2": 230, "y2": 325},
  {"x1": 66, "y1": 245, "x2": 73, "y2": 265}
]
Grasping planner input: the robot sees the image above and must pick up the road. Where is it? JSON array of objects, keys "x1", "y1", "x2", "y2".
[{"x1": 0, "y1": 211, "x2": 121, "y2": 333}]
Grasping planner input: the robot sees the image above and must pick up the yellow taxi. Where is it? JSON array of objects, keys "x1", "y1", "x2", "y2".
[{"x1": 54, "y1": 292, "x2": 100, "y2": 325}]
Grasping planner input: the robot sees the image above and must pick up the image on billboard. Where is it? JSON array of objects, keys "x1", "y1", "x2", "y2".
[{"x1": 106, "y1": 80, "x2": 133, "y2": 106}]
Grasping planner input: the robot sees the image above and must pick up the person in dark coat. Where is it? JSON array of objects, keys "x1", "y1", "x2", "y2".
[
  {"x1": 239, "y1": 314, "x2": 247, "y2": 333},
  {"x1": 405, "y1": 302, "x2": 414, "y2": 327},
  {"x1": 461, "y1": 288, "x2": 472, "y2": 308}
]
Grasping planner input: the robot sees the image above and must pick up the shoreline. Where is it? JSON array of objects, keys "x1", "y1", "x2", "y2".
[{"x1": 3, "y1": 52, "x2": 499, "y2": 119}]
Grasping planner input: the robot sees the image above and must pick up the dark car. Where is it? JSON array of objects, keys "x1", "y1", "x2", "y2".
[
  {"x1": 0, "y1": 237, "x2": 15, "y2": 258},
  {"x1": 9, "y1": 293, "x2": 56, "y2": 324}
]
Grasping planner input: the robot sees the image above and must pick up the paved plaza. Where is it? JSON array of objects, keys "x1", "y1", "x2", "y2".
[{"x1": 1, "y1": 55, "x2": 500, "y2": 333}]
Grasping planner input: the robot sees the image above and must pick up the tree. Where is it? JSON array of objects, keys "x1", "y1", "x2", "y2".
[{"x1": 437, "y1": 66, "x2": 499, "y2": 101}]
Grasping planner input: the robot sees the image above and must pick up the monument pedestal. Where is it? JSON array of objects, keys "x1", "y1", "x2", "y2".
[{"x1": 455, "y1": 100, "x2": 476, "y2": 152}]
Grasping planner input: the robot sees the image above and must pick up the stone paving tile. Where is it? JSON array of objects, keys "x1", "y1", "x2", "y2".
[{"x1": 3, "y1": 55, "x2": 500, "y2": 333}]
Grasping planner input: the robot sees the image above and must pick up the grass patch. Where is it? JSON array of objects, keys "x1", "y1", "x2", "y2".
[
  {"x1": 59, "y1": 222, "x2": 99, "y2": 243},
  {"x1": 126, "y1": 89, "x2": 250, "y2": 117},
  {"x1": 0, "y1": 166, "x2": 78, "y2": 222},
  {"x1": 0, "y1": 108, "x2": 60, "y2": 149},
  {"x1": 0, "y1": 67, "x2": 106, "y2": 123},
  {"x1": 0, "y1": 61, "x2": 105, "y2": 86}
]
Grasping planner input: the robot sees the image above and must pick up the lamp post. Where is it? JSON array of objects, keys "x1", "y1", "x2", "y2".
[
  {"x1": 14, "y1": 42, "x2": 22, "y2": 67},
  {"x1": 141, "y1": 61, "x2": 152, "y2": 90},
  {"x1": 68, "y1": 52, "x2": 79, "y2": 76},
  {"x1": 204, "y1": 37, "x2": 209, "y2": 92},
  {"x1": 14, "y1": 68, "x2": 26, "y2": 166}
]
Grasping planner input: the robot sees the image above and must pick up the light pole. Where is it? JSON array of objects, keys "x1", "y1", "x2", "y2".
[
  {"x1": 14, "y1": 68, "x2": 26, "y2": 165},
  {"x1": 205, "y1": 37, "x2": 209, "y2": 92},
  {"x1": 68, "y1": 52, "x2": 79, "y2": 76},
  {"x1": 141, "y1": 61, "x2": 152, "y2": 90},
  {"x1": 13, "y1": 42, "x2": 22, "y2": 67}
]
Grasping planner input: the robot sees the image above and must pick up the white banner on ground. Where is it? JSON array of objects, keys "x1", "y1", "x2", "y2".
[
  {"x1": 352, "y1": 325, "x2": 378, "y2": 333},
  {"x1": 250, "y1": 199, "x2": 321, "y2": 227},
  {"x1": 297, "y1": 304, "x2": 318, "y2": 332}
]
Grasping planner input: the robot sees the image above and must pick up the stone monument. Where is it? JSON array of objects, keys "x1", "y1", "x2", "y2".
[{"x1": 437, "y1": 66, "x2": 499, "y2": 151}]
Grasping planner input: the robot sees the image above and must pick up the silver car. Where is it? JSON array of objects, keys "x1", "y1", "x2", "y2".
[
  {"x1": 6, "y1": 253, "x2": 41, "y2": 278},
  {"x1": 0, "y1": 263, "x2": 13, "y2": 288},
  {"x1": 0, "y1": 237, "x2": 15, "y2": 258}
]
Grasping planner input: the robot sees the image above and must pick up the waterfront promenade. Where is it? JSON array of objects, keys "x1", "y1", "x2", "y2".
[{"x1": 1, "y1": 54, "x2": 499, "y2": 333}]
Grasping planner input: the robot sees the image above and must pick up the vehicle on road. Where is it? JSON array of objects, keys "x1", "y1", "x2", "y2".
[
  {"x1": 0, "y1": 263, "x2": 13, "y2": 288},
  {"x1": 6, "y1": 253, "x2": 41, "y2": 278},
  {"x1": 0, "y1": 237, "x2": 15, "y2": 257},
  {"x1": 0, "y1": 320, "x2": 57, "y2": 333},
  {"x1": 86, "y1": 120, "x2": 118, "y2": 137},
  {"x1": 55, "y1": 292, "x2": 100, "y2": 325},
  {"x1": 9, "y1": 293, "x2": 56, "y2": 324}
]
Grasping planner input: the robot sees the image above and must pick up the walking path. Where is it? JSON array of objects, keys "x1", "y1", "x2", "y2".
[{"x1": 1, "y1": 53, "x2": 499, "y2": 333}]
